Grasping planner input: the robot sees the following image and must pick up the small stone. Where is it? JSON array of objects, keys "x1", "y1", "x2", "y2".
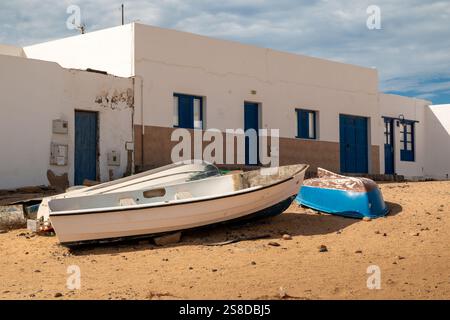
[
  {"x1": 318, "y1": 245, "x2": 328, "y2": 252},
  {"x1": 212, "y1": 269, "x2": 218, "y2": 272},
  {"x1": 336, "y1": 230, "x2": 342, "y2": 234},
  {"x1": 282, "y1": 234, "x2": 292, "y2": 240},
  {"x1": 153, "y1": 232, "x2": 182, "y2": 246},
  {"x1": 188, "y1": 267, "x2": 193, "y2": 270},
  {"x1": 383, "y1": 233, "x2": 387, "y2": 237},
  {"x1": 251, "y1": 261, "x2": 257, "y2": 265},
  {"x1": 397, "y1": 256, "x2": 406, "y2": 260},
  {"x1": 362, "y1": 217, "x2": 372, "y2": 222},
  {"x1": 268, "y1": 241, "x2": 281, "y2": 247},
  {"x1": 410, "y1": 232, "x2": 420, "y2": 237},
  {"x1": 54, "y1": 292, "x2": 63, "y2": 298},
  {"x1": 0, "y1": 230, "x2": 7, "y2": 234},
  {"x1": 34, "y1": 270, "x2": 41, "y2": 273},
  {"x1": 279, "y1": 287, "x2": 287, "y2": 299},
  {"x1": 374, "y1": 230, "x2": 381, "y2": 234},
  {"x1": 355, "y1": 250, "x2": 363, "y2": 254}
]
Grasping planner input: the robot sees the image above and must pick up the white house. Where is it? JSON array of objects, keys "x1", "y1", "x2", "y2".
[
  {"x1": 0, "y1": 48, "x2": 134, "y2": 189},
  {"x1": 0, "y1": 22, "x2": 449, "y2": 189}
]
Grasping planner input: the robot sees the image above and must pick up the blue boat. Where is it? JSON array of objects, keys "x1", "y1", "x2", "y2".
[{"x1": 296, "y1": 168, "x2": 389, "y2": 219}]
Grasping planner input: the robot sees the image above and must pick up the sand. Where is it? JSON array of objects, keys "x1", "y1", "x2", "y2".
[{"x1": 0, "y1": 181, "x2": 449, "y2": 300}]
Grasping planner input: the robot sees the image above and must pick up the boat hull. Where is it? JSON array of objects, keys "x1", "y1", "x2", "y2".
[
  {"x1": 50, "y1": 170, "x2": 305, "y2": 244},
  {"x1": 60, "y1": 196, "x2": 296, "y2": 246},
  {"x1": 296, "y1": 185, "x2": 389, "y2": 219}
]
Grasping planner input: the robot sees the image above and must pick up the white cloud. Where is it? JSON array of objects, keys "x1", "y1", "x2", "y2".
[{"x1": 0, "y1": 0, "x2": 449, "y2": 101}]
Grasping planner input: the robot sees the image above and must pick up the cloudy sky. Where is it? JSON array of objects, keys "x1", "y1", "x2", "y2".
[{"x1": 1, "y1": 0, "x2": 449, "y2": 103}]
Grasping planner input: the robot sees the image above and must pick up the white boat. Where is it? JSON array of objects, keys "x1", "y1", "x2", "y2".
[
  {"x1": 37, "y1": 161, "x2": 220, "y2": 221},
  {"x1": 48, "y1": 164, "x2": 308, "y2": 245}
]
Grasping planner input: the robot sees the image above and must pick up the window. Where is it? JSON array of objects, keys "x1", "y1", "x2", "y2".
[
  {"x1": 384, "y1": 118, "x2": 393, "y2": 145},
  {"x1": 173, "y1": 93, "x2": 203, "y2": 129},
  {"x1": 193, "y1": 98, "x2": 202, "y2": 129},
  {"x1": 296, "y1": 109, "x2": 317, "y2": 139},
  {"x1": 173, "y1": 96, "x2": 179, "y2": 127},
  {"x1": 400, "y1": 121, "x2": 415, "y2": 161}
]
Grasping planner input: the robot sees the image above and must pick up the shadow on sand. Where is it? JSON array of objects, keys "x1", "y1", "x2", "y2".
[
  {"x1": 68, "y1": 201, "x2": 403, "y2": 256},
  {"x1": 385, "y1": 201, "x2": 403, "y2": 217}
]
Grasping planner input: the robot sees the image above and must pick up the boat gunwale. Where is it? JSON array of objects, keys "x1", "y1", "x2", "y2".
[{"x1": 49, "y1": 165, "x2": 308, "y2": 217}]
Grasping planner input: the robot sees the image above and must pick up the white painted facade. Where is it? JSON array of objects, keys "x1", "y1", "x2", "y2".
[
  {"x1": 0, "y1": 54, "x2": 134, "y2": 189},
  {"x1": 0, "y1": 22, "x2": 447, "y2": 188},
  {"x1": 24, "y1": 24, "x2": 380, "y2": 143},
  {"x1": 424, "y1": 105, "x2": 450, "y2": 179},
  {"x1": 0, "y1": 44, "x2": 26, "y2": 57},
  {"x1": 132, "y1": 24, "x2": 379, "y2": 140},
  {"x1": 379, "y1": 94, "x2": 430, "y2": 178}
]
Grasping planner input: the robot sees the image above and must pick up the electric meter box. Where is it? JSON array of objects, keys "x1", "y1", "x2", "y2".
[
  {"x1": 52, "y1": 119, "x2": 68, "y2": 134},
  {"x1": 50, "y1": 143, "x2": 68, "y2": 166},
  {"x1": 107, "y1": 150, "x2": 120, "y2": 166}
]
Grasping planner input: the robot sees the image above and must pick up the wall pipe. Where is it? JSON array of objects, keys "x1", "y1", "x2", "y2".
[{"x1": 133, "y1": 75, "x2": 145, "y2": 171}]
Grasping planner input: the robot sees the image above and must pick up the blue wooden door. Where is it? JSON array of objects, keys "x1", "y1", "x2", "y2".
[
  {"x1": 75, "y1": 111, "x2": 98, "y2": 185},
  {"x1": 384, "y1": 118, "x2": 395, "y2": 174},
  {"x1": 244, "y1": 102, "x2": 259, "y2": 165},
  {"x1": 339, "y1": 115, "x2": 368, "y2": 173}
]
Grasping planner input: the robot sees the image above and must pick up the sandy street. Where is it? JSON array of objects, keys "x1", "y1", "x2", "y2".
[{"x1": 0, "y1": 181, "x2": 449, "y2": 300}]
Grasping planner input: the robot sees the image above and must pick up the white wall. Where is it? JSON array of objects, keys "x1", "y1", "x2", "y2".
[
  {"x1": 0, "y1": 44, "x2": 25, "y2": 57},
  {"x1": 24, "y1": 24, "x2": 134, "y2": 78},
  {"x1": 133, "y1": 23, "x2": 380, "y2": 145},
  {"x1": 425, "y1": 105, "x2": 450, "y2": 179},
  {"x1": 18, "y1": 22, "x2": 449, "y2": 178},
  {"x1": 379, "y1": 94, "x2": 430, "y2": 178},
  {"x1": 0, "y1": 54, "x2": 134, "y2": 189},
  {"x1": 22, "y1": 23, "x2": 380, "y2": 144}
]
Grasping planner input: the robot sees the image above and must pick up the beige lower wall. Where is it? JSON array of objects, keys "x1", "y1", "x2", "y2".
[{"x1": 134, "y1": 125, "x2": 380, "y2": 174}]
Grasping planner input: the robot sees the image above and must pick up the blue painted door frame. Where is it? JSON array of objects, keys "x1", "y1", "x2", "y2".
[
  {"x1": 75, "y1": 111, "x2": 98, "y2": 185},
  {"x1": 383, "y1": 117, "x2": 395, "y2": 174},
  {"x1": 244, "y1": 102, "x2": 259, "y2": 165},
  {"x1": 339, "y1": 114, "x2": 369, "y2": 174}
]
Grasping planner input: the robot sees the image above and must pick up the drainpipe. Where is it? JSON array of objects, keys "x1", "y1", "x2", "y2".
[{"x1": 133, "y1": 75, "x2": 145, "y2": 171}]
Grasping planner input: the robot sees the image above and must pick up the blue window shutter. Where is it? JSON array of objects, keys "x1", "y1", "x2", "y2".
[
  {"x1": 301, "y1": 111, "x2": 309, "y2": 138},
  {"x1": 178, "y1": 95, "x2": 193, "y2": 129}
]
